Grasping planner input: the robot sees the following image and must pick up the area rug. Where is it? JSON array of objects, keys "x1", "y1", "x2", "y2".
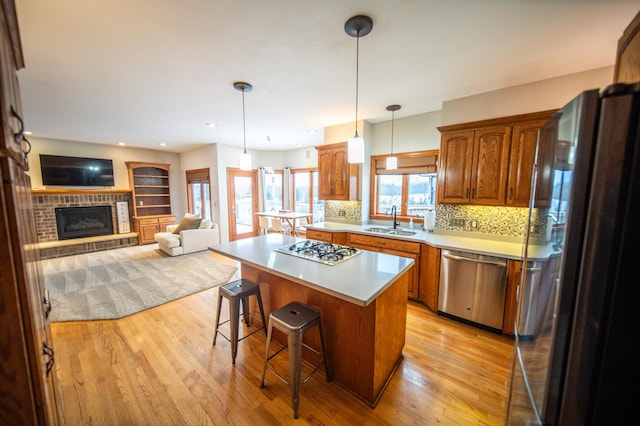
[{"x1": 42, "y1": 244, "x2": 237, "y2": 322}]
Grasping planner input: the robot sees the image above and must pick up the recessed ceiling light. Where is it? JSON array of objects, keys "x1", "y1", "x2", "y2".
[
  {"x1": 205, "y1": 122, "x2": 218, "y2": 128},
  {"x1": 159, "y1": 143, "x2": 166, "y2": 146},
  {"x1": 117, "y1": 142, "x2": 125, "y2": 146}
]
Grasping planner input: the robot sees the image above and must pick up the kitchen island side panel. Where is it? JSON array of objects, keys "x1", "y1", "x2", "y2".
[{"x1": 242, "y1": 263, "x2": 409, "y2": 406}]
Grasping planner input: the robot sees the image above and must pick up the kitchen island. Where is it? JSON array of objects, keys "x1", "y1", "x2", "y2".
[{"x1": 208, "y1": 234, "x2": 414, "y2": 406}]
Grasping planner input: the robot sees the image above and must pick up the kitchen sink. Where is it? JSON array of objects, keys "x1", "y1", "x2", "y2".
[
  {"x1": 386, "y1": 229, "x2": 417, "y2": 236},
  {"x1": 364, "y1": 227, "x2": 391, "y2": 233},
  {"x1": 364, "y1": 227, "x2": 417, "y2": 236}
]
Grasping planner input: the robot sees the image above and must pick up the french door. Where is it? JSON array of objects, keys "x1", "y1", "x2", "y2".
[{"x1": 226, "y1": 168, "x2": 258, "y2": 241}]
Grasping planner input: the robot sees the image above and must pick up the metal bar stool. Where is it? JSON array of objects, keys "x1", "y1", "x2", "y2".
[
  {"x1": 213, "y1": 278, "x2": 267, "y2": 364},
  {"x1": 260, "y1": 301, "x2": 331, "y2": 419}
]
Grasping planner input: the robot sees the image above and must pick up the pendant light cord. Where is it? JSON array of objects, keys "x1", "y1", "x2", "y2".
[
  {"x1": 354, "y1": 32, "x2": 360, "y2": 138},
  {"x1": 390, "y1": 109, "x2": 395, "y2": 155},
  {"x1": 241, "y1": 89, "x2": 247, "y2": 154}
]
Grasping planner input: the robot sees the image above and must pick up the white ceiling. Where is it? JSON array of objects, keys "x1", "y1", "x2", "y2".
[{"x1": 15, "y1": 0, "x2": 640, "y2": 153}]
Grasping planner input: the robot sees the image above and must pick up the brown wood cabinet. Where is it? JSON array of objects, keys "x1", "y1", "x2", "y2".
[
  {"x1": 316, "y1": 142, "x2": 360, "y2": 200},
  {"x1": 133, "y1": 214, "x2": 176, "y2": 245},
  {"x1": 437, "y1": 111, "x2": 557, "y2": 207},
  {"x1": 614, "y1": 9, "x2": 640, "y2": 84},
  {"x1": 305, "y1": 228, "x2": 348, "y2": 245},
  {"x1": 437, "y1": 126, "x2": 511, "y2": 205},
  {"x1": 126, "y1": 162, "x2": 175, "y2": 244},
  {"x1": 0, "y1": 1, "x2": 59, "y2": 422},
  {"x1": 502, "y1": 259, "x2": 521, "y2": 335},
  {"x1": 420, "y1": 243, "x2": 441, "y2": 311},
  {"x1": 348, "y1": 233, "x2": 421, "y2": 299},
  {"x1": 507, "y1": 120, "x2": 547, "y2": 206}
]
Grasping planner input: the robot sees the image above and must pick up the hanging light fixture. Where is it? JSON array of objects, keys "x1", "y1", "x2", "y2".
[
  {"x1": 386, "y1": 104, "x2": 401, "y2": 170},
  {"x1": 234, "y1": 81, "x2": 252, "y2": 171},
  {"x1": 344, "y1": 15, "x2": 373, "y2": 164}
]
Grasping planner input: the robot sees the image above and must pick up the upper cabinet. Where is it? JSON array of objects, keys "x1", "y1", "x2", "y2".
[
  {"x1": 438, "y1": 126, "x2": 511, "y2": 205},
  {"x1": 437, "y1": 111, "x2": 557, "y2": 207},
  {"x1": 317, "y1": 142, "x2": 360, "y2": 201},
  {"x1": 614, "y1": 9, "x2": 640, "y2": 84}
]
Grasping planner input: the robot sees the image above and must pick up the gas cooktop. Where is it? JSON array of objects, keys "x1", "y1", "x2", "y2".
[{"x1": 274, "y1": 239, "x2": 362, "y2": 266}]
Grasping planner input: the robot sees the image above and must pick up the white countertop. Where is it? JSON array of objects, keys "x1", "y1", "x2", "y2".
[
  {"x1": 208, "y1": 234, "x2": 414, "y2": 307},
  {"x1": 306, "y1": 222, "x2": 558, "y2": 261}
]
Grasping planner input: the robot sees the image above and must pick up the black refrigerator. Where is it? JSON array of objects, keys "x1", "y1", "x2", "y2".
[{"x1": 506, "y1": 82, "x2": 639, "y2": 425}]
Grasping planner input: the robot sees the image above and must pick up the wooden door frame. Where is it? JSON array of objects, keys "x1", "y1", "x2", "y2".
[{"x1": 226, "y1": 168, "x2": 258, "y2": 241}]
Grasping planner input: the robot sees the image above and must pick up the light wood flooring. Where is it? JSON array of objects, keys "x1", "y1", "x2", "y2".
[{"x1": 50, "y1": 253, "x2": 515, "y2": 425}]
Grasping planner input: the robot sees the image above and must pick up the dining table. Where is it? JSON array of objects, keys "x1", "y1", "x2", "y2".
[{"x1": 255, "y1": 211, "x2": 314, "y2": 236}]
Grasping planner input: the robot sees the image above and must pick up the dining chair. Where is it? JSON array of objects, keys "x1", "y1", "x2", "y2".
[
  {"x1": 271, "y1": 219, "x2": 292, "y2": 235},
  {"x1": 258, "y1": 216, "x2": 272, "y2": 235}
]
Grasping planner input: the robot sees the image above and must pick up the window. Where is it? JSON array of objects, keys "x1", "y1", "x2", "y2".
[
  {"x1": 186, "y1": 168, "x2": 211, "y2": 220},
  {"x1": 263, "y1": 169, "x2": 284, "y2": 212},
  {"x1": 291, "y1": 168, "x2": 324, "y2": 223},
  {"x1": 370, "y1": 150, "x2": 438, "y2": 222}
]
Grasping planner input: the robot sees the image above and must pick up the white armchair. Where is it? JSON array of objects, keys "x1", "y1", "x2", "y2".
[{"x1": 154, "y1": 219, "x2": 220, "y2": 256}]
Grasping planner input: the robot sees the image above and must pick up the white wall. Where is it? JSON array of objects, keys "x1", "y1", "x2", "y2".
[
  {"x1": 441, "y1": 66, "x2": 614, "y2": 125},
  {"x1": 28, "y1": 66, "x2": 617, "y2": 242},
  {"x1": 28, "y1": 136, "x2": 184, "y2": 214}
]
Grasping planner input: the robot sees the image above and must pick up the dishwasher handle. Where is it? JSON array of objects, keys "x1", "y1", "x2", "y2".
[{"x1": 443, "y1": 252, "x2": 507, "y2": 267}]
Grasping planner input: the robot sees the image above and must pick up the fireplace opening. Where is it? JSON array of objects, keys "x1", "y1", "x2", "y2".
[{"x1": 55, "y1": 206, "x2": 114, "y2": 240}]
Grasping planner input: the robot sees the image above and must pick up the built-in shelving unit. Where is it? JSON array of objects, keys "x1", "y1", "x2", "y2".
[{"x1": 126, "y1": 162, "x2": 175, "y2": 244}]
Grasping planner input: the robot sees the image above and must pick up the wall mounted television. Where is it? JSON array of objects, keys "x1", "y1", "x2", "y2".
[{"x1": 40, "y1": 154, "x2": 115, "y2": 187}]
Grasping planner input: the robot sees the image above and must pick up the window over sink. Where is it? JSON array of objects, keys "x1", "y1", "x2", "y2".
[{"x1": 370, "y1": 150, "x2": 438, "y2": 223}]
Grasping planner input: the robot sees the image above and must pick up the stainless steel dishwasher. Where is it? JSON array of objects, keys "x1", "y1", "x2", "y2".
[{"x1": 438, "y1": 249, "x2": 508, "y2": 331}]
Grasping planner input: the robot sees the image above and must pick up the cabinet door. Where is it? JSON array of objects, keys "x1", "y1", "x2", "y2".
[
  {"x1": 507, "y1": 120, "x2": 545, "y2": 207},
  {"x1": 0, "y1": 32, "x2": 28, "y2": 168},
  {"x1": 420, "y1": 244, "x2": 440, "y2": 311},
  {"x1": 317, "y1": 148, "x2": 334, "y2": 199},
  {"x1": 330, "y1": 145, "x2": 349, "y2": 199},
  {"x1": 382, "y1": 247, "x2": 419, "y2": 299},
  {"x1": 470, "y1": 126, "x2": 511, "y2": 205},
  {"x1": 534, "y1": 114, "x2": 560, "y2": 207},
  {"x1": 437, "y1": 130, "x2": 474, "y2": 204}
]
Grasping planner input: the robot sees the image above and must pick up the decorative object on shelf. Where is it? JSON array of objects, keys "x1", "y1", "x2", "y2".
[
  {"x1": 344, "y1": 14, "x2": 373, "y2": 164},
  {"x1": 234, "y1": 81, "x2": 253, "y2": 171},
  {"x1": 385, "y1": 104, "x2": 401, "y2": 170}
]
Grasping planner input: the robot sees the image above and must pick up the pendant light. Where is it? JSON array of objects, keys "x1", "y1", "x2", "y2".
[
  {"x1": 344, "y1": 15, "x2": 373, "y2": 164},
  {"x1": 234, "y1": 81, "x2": 252, "y2": 171},
  {"x1": 386, "y1": 104, "x2": 400, "y2": 170}
]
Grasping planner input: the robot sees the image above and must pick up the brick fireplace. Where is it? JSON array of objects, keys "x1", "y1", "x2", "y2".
[{"x1": 32, "y1": 189, "x2": 138, "y2": 259}]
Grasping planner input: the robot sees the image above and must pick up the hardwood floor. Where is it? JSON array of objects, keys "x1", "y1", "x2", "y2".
[{"x1": 50, "y1": 253, "x2": 514, "y2": 425}]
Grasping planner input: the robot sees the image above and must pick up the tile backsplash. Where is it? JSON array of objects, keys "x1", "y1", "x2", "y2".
[
  {"x1": 324, "y1": 200, "x2": 362, "y2": 223},
  {"x1": 436, "y1": 204, "x2": 547, "y2": 240},
  {"x1": 322, "y1": 200, "x2": 549, "y2": 241}
]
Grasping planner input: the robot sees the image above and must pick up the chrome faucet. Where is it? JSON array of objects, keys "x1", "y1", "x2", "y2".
[{"x1": 390, "y1": 205, "x2": 400, "y2": 229}]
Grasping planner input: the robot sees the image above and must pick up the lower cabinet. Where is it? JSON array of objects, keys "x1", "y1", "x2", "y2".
[
  {"x1": 133, "y1": 215, "x2": 176, "y2": 245},
  {"x1": 348, "y1": 233, "x2": 421, "y2": 300},
  {"x1": 420, "y1": 244, "x2": 441, "y2": 311},
  {"x1": 305, "y1": 229, "x2": 348, "y2": 245},
  {"x1": 502, "y1": 260, "x2": 521, "y2": 335}
]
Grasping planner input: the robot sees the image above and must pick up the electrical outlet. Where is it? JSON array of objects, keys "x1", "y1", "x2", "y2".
[
  {"x1": 450, "y1": 218, "x2": 466, "y2": 227},
  {"x1": 470, "y1": 219, "x2": 478, "y2": 229},
  {"x1": 338, "y1": 210, "x2": 346, "y2": 217}
]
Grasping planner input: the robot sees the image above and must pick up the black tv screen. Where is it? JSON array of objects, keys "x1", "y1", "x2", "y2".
[{"x1": 40, "y1": 154, "x2": 115, "y2": 187}]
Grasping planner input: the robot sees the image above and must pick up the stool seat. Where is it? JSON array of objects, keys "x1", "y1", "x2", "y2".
[
  {"x1": 213, "y1": 278, "x2": 267, "y2": 364},
  {"x1": 260, "y1": 301, "x2": 330, "y2": 419}
]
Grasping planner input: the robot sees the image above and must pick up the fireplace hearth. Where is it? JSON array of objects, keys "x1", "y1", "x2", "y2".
[{"x1": 55, "y1": 206, "x2": 114, "y2": 240}]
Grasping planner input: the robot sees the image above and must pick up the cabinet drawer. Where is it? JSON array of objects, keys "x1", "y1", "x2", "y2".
[
  {"x1": 349, "y1": 233, "x2": 421, "y2": 254},
  {"x1": 158, "y1": 215, "x2": 176, "y2": 225},
  {"x1": 138, "y1": 217, "x2": 159, "y2": 225},
  {"x1": 306, "y1": 229, "x2": 332, "y2": 242}
]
